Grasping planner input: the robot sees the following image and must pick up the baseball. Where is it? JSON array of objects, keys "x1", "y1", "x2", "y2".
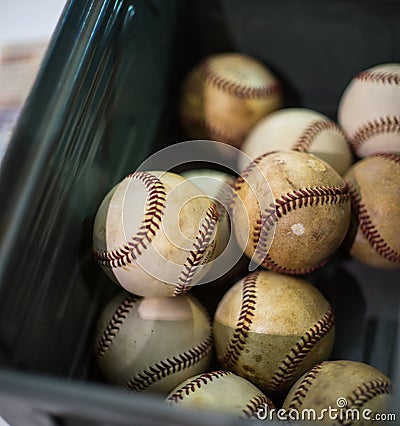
[
  {"x1": 92, "y1": 171, "x2": 219, "y2": 297},
  {"x1": 338, "y1": 63, "x2": 400, "y2": 157},
  {"x1": 181, "y1": 169, "x2": 236, "y2": 259},
  {"x1": 239, "y1": 107, "x2": 352, "y2": 175},
  {"x1": 213, "y1": 270, "x2": 335, "y2": 396},
  {"x1": 165, "y1": 370, "x2": 275, "y2": 419},
  {"x1": 231, "y1": 150, "x2": 351, "y2": 274},
  {"x1": 95, "y1": 292, "x2": 213, "y2": 394},
  {"x1": 283, "y1": 360, "x2": 393, "y2": 425},
  {"x1": 179, "y1": 52, "x2": 282, "y2": 149},
  {"x1": 344, "y1": 153, "x2": 400, "y2": 269}
]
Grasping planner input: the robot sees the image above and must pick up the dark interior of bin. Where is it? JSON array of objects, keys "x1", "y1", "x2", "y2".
[{"x1": 0, "y1": 0, "x2": 399, "y2": 424}]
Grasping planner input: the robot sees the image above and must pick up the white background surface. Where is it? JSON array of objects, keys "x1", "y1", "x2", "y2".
[
  {"x1": 0, "y1": 0, "x2": 66, "y2": 45},
  {"x1": 0, "y1": 2, "x2": 67, "y2": 423}
]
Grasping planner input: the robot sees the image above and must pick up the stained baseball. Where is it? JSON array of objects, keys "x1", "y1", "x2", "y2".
[
  {"x1": 283, "y1": 360, "x2": 393, "y2": 425},
  {"x1": 231, "y1": 150, "x2": 351, "y2": 274},
  {"x1": 344, "y1": 153, "x2": 400, "y2": 269},
  {"x1": 338, "y1": 63, "x2": 400, "y2": 157},
  {"x1": 92, "y1": 171, "x2": 218, "y2": 297},
  {"x1": 165, "y1": 370, "x2": 275, "y2": 419},
  {"x1": 239, "y1": 107, "x2": 352, "y2": 175},
  {"x1": 179, "y1": 52, "x2": 282, "y2": 149},
  {"x1": 181, "y1": 169, "x2": 236, "y2": 259},
  {"x1": 95, "y1": 292, "x2": 213, "y2": 394},
  {"x1": 213, "y1": 270, "x2": 335, "y2": 396}
]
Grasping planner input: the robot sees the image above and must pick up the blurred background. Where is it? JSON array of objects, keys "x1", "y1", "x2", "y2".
[{"x1": 0, "y1": 0, "x2": 66, "y2": 166}]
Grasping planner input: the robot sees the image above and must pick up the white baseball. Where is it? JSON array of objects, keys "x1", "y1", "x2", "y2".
[
  {"x1": 165, "y1": 370, "x2": 275, "y2": 419},
  {"x1": 179, "y1": 52, "x2": 282, "y2": 149},
  {"x1": 95, "y1": 292, "x2": 213, "y2": 394},
  {"x1": 93, "y1": 171, "x2": 218, "y2": 297},
  {"x1": 338, "y1": 63, "x2": 400, "y2": 157},
  {"x1": 239, "y1": 107, "x2": 352, "y2": 175}
]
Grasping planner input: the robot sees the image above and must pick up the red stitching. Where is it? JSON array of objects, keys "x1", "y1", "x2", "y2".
[
  {"x1": 337, "y1": 380, "x2": 393, "y2": 426},
  {"x1": 230, "y1": 151, "x2": 273, "y2": 211},
  {"x1": 242, "y1": 395, "x2": 275, "y2": 419},
  {"x1": 201, "y1": 59, "x2": 280, "y2": 100},
  {"x1": 173, "y1": 204, "x2": 219, "y2": 296},
  {"x1": 292, "y1": 120, "x2": 348, "y2": 152},
  {"x1": 214, "y1": 175, "x2": 236, "y2": 221},
  {"x1": 253, "y1": 185, "x2": 350, "y2": 272},
  {"x1": 270, "y1": 306, "x2": 335, "y2": 393},
  {"x1": 166, "y1": 370, "x2": 274, "y2": 418},
  {"x1": 124, "y1": 334, "x2": 213, "y2": 392},
  {"x1": 350, "y1": 115, "x2": 400, "y2": 155},
  {"x1": 285, "y1": 362, "x2": 326, "y2": 410},
  {"x1": 93, "y1": 172, "x2": 166, "y2": 268},
  {"x1": 356, "y1": 70, "x2": 400, "y2": 85},
  {"x1": 369, "y1": 152, "x2": 400, "y2": 164},
  {"x1": 165, "y1": 370, "x2": 232, "y2": 403},
  {"x1": 348, "y1": 183, "x2": 400, "y2": 263},
  {"x1": 95, "y1": 294, "x2": 139, "y2": 360},
  {"x1": 259, "y1": 254, "x2": 327, "y2": 275},
  {"x1": 220, "y1": 271, "x2": 259, "y2": 368}
]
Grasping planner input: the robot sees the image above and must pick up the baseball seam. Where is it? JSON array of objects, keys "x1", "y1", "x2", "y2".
[
  {"x1": 231, "y1": 151, "x2": 273, "y2": 211},
  {"x1": 253, "y1": 185, "x2": 349, "y2": 273},
  {"x1": 337, "y1": 379, "x2": 393, "y2": 426},
  {"x1": 292, "y1": 120, "x2": 348, "y2": 152},
  {"x1": 285, "y1": 362, "x2": 326, "y2": 410},
  {"x1": 173, "y1": 203, "x2": 219, "y2": 296},
  {"x1": 213, "y1": 175, "x2": 237, "y2": 230},
  {"x1": 350, "y1": 115, "x2": 400, "y2": 155},
  {"x1": 165, "y1": 370, "x2": 232, "y2": 403},
  {"x1": 95, "y1": 294, "x2": 139, "y2": 360},
  {"x1": 369, "y1": 152, "x2": 400, "y2": 164},
  {"x1": 220, "y1": 271, "x2": 259, "y2": 368},
  {"x1": 270, "y1": 305, "x2": 335, "y2": 393},
  {"x1": 242, "y1": 395, "x2": 275, "y2": 419},
  {"x1": 201, "y1": 59, "x2": 280, "y2": 100},
  {"x1": 124, "y1": 334, "x2": 213, "y2": 392},
  {"x1": 259, "y1": 255, "x2": 327, "y2": 275},
  {"x1": 234, "y1": 151, "x2": 272, "y2": 188},
  {"x1": 356, "y1": 70, "x2": 400, "y2": 85},
  {"x1": 348, "y1": 183, "x2": 400, "y2": 264},
  {"x1": 93, "y1": 172, "x2": 166, "y2": 268}
]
